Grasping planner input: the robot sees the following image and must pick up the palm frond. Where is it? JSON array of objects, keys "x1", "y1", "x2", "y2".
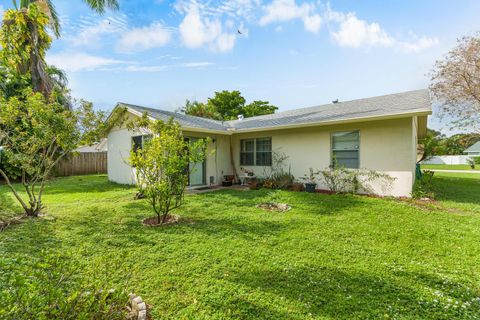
[
  {"x1": 83, "y1": 0, "x2": 119, "y2": 13},
  {"x1": 46, "y1": 65, "x2": 68, "y2": 88}
]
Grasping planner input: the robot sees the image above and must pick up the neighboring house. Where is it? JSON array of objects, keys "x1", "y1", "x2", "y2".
[
  {"x1": 75, "y1": 138, "x2": 108, "y2": 153},
  {"x1": 106, "y1": 90, "x2": 431, "y2": 197},
  {"x1": 464, "y1": 141, "x2": 480, "y2": 156}
]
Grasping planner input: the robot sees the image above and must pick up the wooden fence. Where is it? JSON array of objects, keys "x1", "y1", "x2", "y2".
[{"x1": 55, "y1": 152, "x2": 107, "y2": 177}]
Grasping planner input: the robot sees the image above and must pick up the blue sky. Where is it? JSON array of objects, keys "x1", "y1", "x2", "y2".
[{"x1": 1, "y1": 0, "x2": 480, "y2": 135}]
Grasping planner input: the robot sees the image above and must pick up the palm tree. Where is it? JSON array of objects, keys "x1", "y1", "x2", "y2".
[
  {"x1": 12, "y1": 0, "x2": 119, "y2": 37},
  {"x1": 2, "y1": 0, "x2": 119, "y2": 103}
]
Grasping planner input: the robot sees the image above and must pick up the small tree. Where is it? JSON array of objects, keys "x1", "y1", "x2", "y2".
[
  {"x1": 430, "y1": 34, "x2": 480, "y2": 133},
  {"x1": 0, "y1": 90, "x2": 80, "y2": 216},
  {"x1": 129, "y1": 116, "x2": 208, "y2": 224}
]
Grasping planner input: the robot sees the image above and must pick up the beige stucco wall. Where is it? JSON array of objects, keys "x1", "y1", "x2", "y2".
[
  {"x1": 107, "y1": 111, "x2": 418, "y2": 196},
  {"x1": 107, "y1": 117, "x2": 232, "y2": 185},
  {"x1": 231, "y1": 117, "x2": 416, "y2": 197}
]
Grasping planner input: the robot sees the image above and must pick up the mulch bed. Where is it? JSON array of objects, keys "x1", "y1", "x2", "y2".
[
  {"x1": 142, "y1": 215, "x2": 180, "y2": 226},
  {"x1": 256, "y1": 203, "x2": 291, "y2": 212}
]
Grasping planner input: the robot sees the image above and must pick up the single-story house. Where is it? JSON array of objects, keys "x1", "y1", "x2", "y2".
[
  {"x1": 463, "y1": 141, "x2": 480, "y2": 156},
  {"x1": 106, "y1": 89, "x2": 431, "y2": 197},
  {"x1": 75, "y1": 138, "x2": 108, "y2": 153}
]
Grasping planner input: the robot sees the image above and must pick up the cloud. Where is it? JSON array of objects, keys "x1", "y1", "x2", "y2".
[
  {"x1": 181, "y1": 62, "x2": 215, "y2": 67},
  {"x1": 330, "y1": 12, "x2": 393, "y2": 48},
  {"x1": 178, "y1": 5, "x2": 237, "y2": 52},
  {"x1": 69, "y1": 16, "x2": 127, "y2": 47},
  {"x1": 259, "y1": 0, "x2": 322, "y2": 33},
  {"x1": 327, "y1": 9, "x2": 438, "y2": 53},
  {"x1": 47, "y1": 52, "x2": 123, "y2": 72},
  {"x1": 399, "y1": 34, "x2": 439, "y2": 53},
  {"x1": 117, "y1": 22, "x2": 172, "y2": 53}
]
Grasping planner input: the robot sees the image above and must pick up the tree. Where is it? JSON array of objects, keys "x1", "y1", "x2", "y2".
[
  {"x1": 0, "y1": 90, "x2": 81, "y2": 216},
  {"x1": 183, "y1": 91, "x2": 278, "y2": 120},
  {"x1": 12, "y1": 0, "x2": 119, "y2": 37},
  {"x1": 1, "y1": 0, "x2": 119, "y2": 100},
  {"x1": 430, "y1": 34, "x2": 480, "y2": 133},
  {"x1": 128, "y1": 116, "x2": 208, "y2": 225},
  {"x1": 243, "y1": 100, "x2": 278, "y2": 117},
  {"x1": 420, "y1": 128, "x2": 445, "y2": 160},
  {"x1": 207, "y1": 90, "x2": 246, "y2": 120},
  {"x1": 181, "y1": 100, "x2": 219, "y2": 120}
]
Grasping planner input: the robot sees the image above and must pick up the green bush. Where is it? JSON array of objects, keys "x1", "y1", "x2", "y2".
[
  {"x1": 474, "y1": 157, "x2": 480, "y2": 165},
  {"x1": 412, "y1": 170, "x2": 435, "y2": 199}
]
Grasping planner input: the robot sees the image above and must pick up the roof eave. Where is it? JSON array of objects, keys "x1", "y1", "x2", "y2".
[{"x1": 232, "y1": 109, "x2": 432, "y2": 133}]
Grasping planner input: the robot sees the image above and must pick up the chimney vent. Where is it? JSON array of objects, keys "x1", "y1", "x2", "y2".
[{"x1": 237, "y1": 114, "x2": 244, "y2": 120}]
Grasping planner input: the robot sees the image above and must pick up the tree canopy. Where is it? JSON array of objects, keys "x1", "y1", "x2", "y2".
[
  {"x1": 182, "y1": 90, "x2": 278, "y2": 120},
  {"x1": 430, "y1": 34, "x2": 480, "y2": 133}
]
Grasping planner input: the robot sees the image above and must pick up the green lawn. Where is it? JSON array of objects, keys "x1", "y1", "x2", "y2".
[
  {"x1": 1, "y1": 173, "x2": 480, "y2": 319},
  {"x1": 421, "y1": 164, "x2": 480, "y2": 171}
]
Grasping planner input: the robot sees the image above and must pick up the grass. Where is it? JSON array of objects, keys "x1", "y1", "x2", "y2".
[
  {"x1": 421, "y1": 164, "x2": 480, "y2": 171},
  {"x1": 1, "y1": 173, "x2": 480, "y2": 319}
]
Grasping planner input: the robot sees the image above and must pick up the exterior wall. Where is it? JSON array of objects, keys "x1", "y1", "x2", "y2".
[
  {"x1": 231, "y1": 117, "x2": 415, "y2": 197},
  {"x1": 107, "y1": 119, "x2": 232, "y2": 186}
]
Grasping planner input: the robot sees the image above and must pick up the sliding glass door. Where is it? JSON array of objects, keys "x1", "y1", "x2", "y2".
[{"x1": 186, "y1": 137, "x2": 206, "y2": 186}]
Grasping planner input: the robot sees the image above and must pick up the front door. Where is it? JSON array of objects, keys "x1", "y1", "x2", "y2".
[{"x1": 187, "y1": 137, "x2": 206, "y2": 186}]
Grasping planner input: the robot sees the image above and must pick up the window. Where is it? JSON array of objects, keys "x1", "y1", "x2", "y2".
[
  {"x1": 331, "y1": 131, "x2": 359, "y2": 168},
  {"x1": 240, "y1": 138, "x2": 272, "y2": 166},
  {"x1": 240, "y1": 139, "x2": 255, "y2": 165},
  {"x1": 131, "y1": 135, "x2": 152, "y2": 153}
]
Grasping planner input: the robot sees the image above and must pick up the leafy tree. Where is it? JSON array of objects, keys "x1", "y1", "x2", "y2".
[
  {"x1": 0, "y1": 4, "x2": 54, "y2": 97},
  {"x1": 207, "y1": 90, "x2": 246, "y2": 120},
  {"x1": 0, "y1": 90, "x2": 81, "y2": 216},
  {"x1": 12, "y1": 0, "x2": 119, "y2": 37},
  {"x1": 243, "y1": 100, "x2": 278, "y2": 117},
  {"x1": 77, "y1": 100, "x2": 108, "y2": 145},
  {"x1": 128, "y1": 116, "x2": 208, "y2": 225},
  {"x1": 420, "y1": 128, "x2": 445, "y2": 160},
  {"x1": 430, "y1": 34, "x2": 480, "y2": 133},
  {"x1": 181, "y1": 100, "x2": 219, "y2": 119},
  {"x1": 183, "y1": 91, "x2": 278, "y2": 120},
  {"x1": 1, "y1": 0, "x2": 118, "y2": 100}
]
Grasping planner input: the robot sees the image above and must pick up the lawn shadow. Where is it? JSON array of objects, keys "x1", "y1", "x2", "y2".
[
  {"x1": 227, "y1": 265, "x2": 479, "y2": 319},
  {"x1": 44, "y1": 175, "x2": 135, "y2": 195},
  {"x1": 433, "y1": 173, "x2": 480, "y2": 207}
]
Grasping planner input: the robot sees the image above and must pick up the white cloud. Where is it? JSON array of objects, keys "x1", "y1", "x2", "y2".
[
  {"x1": 259, "y1": 0, "x2": 322, "y2": 33},
  {"x1": 69, "y1": 17, "x2": 126, "y2": 47},
  {"x1": 47, "y1": 52, "x2": 123, "y2": 72},
  {"x1": 182, "y1": 62, "x2": 215, "y2": 68},
  {"x1": 330, "y1": 12, "x2": 393, "y2": 48},
  {"x1": 327, "y1": 9, "x2": 438, "y2": 53},
  {"x1": 178, "y1": 5, "x2": 237, "y2": 53},
  {"x1": 399, "y1": 35, "x2": 439, "y2": 53},
  {"x1": 117, "y1": 22, "x2": 172, "y2": 53},
  {"x1": 0, "y1": 5, "x2": 4, "y2": 17},
  {"x1": 123, "y1": 65, "x2": 169, "y2": 72}
]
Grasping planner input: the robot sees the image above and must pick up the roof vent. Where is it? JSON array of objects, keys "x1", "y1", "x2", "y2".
[
  {"x1": 332, "y1": 99, "x2": 339, "y2": 104},
  {"x1": 237, "y1": 114, "x2": 244, "y2": 120}
]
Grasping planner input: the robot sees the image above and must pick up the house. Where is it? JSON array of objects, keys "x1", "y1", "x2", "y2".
[
  {"x1": 463, "y1": 141, "x2": 480, "y2": 157},
  {"x1": 106, "y1": 89, "x2": 431, "y2": 197},
  {"x1": 75, "y1": 138, "x2": 108, "y2": 153}
]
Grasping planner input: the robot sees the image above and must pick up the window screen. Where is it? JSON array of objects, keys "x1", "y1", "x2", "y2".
[
  {"x1": 240, "y1": 139, "x2": 255, "y2": 165},
  {"x1": 331, "y1": 131, "x2": 360, "y2": 168},
  {"x1": 255, "y1": 138, "x2": 272, "y2": 166}
]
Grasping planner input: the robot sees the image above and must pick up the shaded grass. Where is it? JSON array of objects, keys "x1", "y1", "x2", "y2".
[
  {"x1": 1, "y1": 174, "x2": 480, "y2": 319},
  {"x1": 421, "y1": 164, "x2": 479, "y2": 171}
]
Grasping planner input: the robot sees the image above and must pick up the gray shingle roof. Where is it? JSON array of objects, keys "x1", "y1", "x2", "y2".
[
  {"x1": 225, "y1": 89, "x2": 431, "y2": 130},
  {"x1": 119, "y1": 103, "x2": 228, "y2": 131},
  {"x1": 465, "y1": 141, "x2": 480, "y2": 153},
  {"x1": 119, "y1": 89, "x2": 431, "y2": 133}
]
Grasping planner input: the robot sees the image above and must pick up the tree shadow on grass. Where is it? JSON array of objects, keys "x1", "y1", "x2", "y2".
[
  {"x1": 226, "y1": 265, "x2": 480, "y2": 319},
  {"x1": 433, "y1": 174, "x2": 480, "y2": 207},
  {"x1": 44, "y1": 175, "x2": 135, "y2": 195}
]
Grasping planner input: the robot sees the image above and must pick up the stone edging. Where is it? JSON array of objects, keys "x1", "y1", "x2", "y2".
[{"x1": 128, "y1": 293, "x2": 147, "y2": 320}]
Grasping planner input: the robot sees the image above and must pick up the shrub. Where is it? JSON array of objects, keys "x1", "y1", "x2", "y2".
[
  {"x1": 475, "y1": 157, "x2": 480, "y2": 165},
  {"x1": 412, "y1": 170, "x2": 435, "y2": 199},
  {"x1": 319, "y1": 167, "x2": 395, "y2": 194},
  {"x1": 129, "y1": 116, "x2": 208, "y2": 224}
]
